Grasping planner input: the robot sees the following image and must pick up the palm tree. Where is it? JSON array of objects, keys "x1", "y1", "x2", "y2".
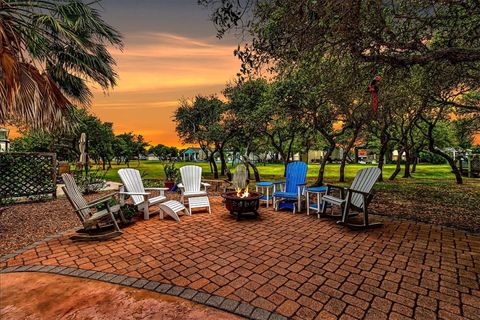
[{"x1": 0, "y1": 0, "x2": 123, "y2": 131}]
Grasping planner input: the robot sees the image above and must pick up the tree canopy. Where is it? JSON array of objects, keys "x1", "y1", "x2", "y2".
[{"x1": 0, "y1": 0, "x2": 122, "y2": 131}]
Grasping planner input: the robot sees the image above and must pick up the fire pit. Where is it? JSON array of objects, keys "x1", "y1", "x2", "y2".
[{"x1": 221, "y1": 187, "x2": 262, "y2": 220}]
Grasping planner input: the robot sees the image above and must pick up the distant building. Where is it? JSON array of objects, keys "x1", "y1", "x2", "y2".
[
  {"x1": 146, "y1": 153, "x2": 159, "y2": 161},
  {"x1": 0, "y1": 128, "x2": 10, "y2": 152},
  {"x1": 182, "y1": 148, "x2": 207, "y2": 161}
]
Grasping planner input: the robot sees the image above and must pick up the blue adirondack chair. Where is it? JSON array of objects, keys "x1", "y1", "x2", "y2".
[{"x1": 273, "y1": 161, "x2": 308, "y2": 213}]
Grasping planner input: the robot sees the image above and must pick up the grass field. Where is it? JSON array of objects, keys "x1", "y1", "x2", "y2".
[
  {"x1": 99, "y1": 161, "x2": 457, "y2": 182},
  {"x1": 92, "y1": 161, "x2": 479, "y2": 232}
]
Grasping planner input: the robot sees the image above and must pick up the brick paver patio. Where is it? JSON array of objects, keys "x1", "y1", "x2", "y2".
[{"x1": 1, "y1": 196, "x2": 479, "y2": 319}]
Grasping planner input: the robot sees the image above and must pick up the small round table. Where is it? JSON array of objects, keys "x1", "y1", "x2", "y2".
[
  {"x1": 255, "y1": 182, "x2": 274, "y2": 207},
  {"x1": 306, "y1": 186, "x2": 328, "y2": 216}
]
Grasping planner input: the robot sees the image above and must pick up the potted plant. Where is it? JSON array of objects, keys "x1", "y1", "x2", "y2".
[{"x1": 163, "y1": 162, "x2": 179, "y2": 190}]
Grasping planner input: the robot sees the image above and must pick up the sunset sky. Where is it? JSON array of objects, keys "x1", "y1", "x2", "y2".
[{"x1": 91, "y1": 0, "x2": 241, "y2": 147}]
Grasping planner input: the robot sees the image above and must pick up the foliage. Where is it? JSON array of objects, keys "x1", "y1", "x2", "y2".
[
  {"x1": 112, "y1": 132, "x2": 149, "y2": 166},
  {"x1": 76, "y1": 109, "x2": 115, "y2": 168},
  {"x1": 71, "y1": 169, "x2": 107, "y2": 194},
  {"x1": 10, "y1": 110, "x2": 117, "y2": 163},
  {"x1": 174, "y1": 95, "x2": 229, "y2": 177},
  {"x1": 0, "y1": 0, "x2": 123, "y2": 131},
  {"x1": 198, "y1": 0, "x2": 480, "y2": 184},
  {"x1": 418, "y1": 151, "x2": 447, "y2": 165},
  {"x1": 149, "y1": 144, "x2": 179, "y2": 160},
  {"x1": 163, "y1": 162, "x2": 179, "y2": 181},
  {"x1": 10, "y1": 129, "x2": 78, "y2": 161},
  {"x1": 201, "y1": 0, "x2": 480, "y2": 70},
  {"x1": 95, "y1": 199, "x2": 137, "y2": 221}
]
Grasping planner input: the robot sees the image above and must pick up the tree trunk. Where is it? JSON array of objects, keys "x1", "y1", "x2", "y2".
[
  {"x1": 219, "y1": 148, "x2": 227, "y2": 176},
  {"x1": 377, "y1": 130, "x2": 390, "y2": 182},
  {"x1": 403, "y1": 149, "x2": 412, "y2": 178},
  {"x1": 421, "y1": 119, "x2": 463, "y2": 184},
  {"x1": 377, "y1": 144, "x2": 389, "y2": 182},
  {"x1": 209, "y1": 152, "x2": 219, "y2": 179},
  {"x1": 340, "y1": 129, "x2": 360, "y2": 182},
  {"x1": 315, "y1": 142, "x2": 335, "y2": 186},
  {"x1": 102, "y1": 157, "x2": 106, "y2": 170},
  {"x1": 242, "y1": 156, "x2": 261, "y2": 182},
  {"x1": 249, "y1": 161, "x2": 261, "y2": 182},
  {"x1": 411, "y1": 154, "x2": 418, "y2": 173},
  {"x1": 389, "y1": 149, "x2": 403, "y2": 180}
]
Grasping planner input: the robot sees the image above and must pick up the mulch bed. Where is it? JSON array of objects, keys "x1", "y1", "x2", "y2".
[
  {"x1": 0, "y1": 196, "x2": 88, "y2": 256},
  {"x1": 370, "y1": 184, "x2": 480, "y2": 234}
]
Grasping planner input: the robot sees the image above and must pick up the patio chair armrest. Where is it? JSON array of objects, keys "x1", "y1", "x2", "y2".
[
  {"x1": 345, "y1": 188, "x2": 371, "y2": 197},
  {"x1": 273, "y1": 181, "x2": 285, "y2": 185},
  {"x1": 76, "y1": 197, "x2": 116, "y2": 212},
  {"x1": 119, "y1": 191, "x2": 150, "y2": 196},
  {"x1": 177, "y1": 183, "x2": 184, "y2": 189},
  {"x1": 201, "y1": 182, "x2": 211, "y2": 187},
  {"x1": 325, "y1": 183, "x2": 346, "y2": 190},
  {"x1": 87, "y1": 193, "x2": 117, "y2": 207}
]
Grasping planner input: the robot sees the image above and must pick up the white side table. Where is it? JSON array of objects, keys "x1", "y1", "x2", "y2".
[
  {"x1": 306, "y1": 187, "x2": 328, "y2": 217},
  {"x1": 256, "y1": 182, "x2": 273, "y2": 207}
]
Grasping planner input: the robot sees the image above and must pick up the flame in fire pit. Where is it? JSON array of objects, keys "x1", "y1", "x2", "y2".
[{"x1": 235, "y1": 186, "x2": 250, "y2": 198}]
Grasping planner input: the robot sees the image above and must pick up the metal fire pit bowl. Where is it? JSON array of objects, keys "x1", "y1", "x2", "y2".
[{"x1": 221, "y1": 191, "x2": 262, "y2": 220}]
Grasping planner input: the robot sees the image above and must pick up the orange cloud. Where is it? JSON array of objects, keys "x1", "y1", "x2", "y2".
[{"x1": 91, "y1": 32, "x2": 240, "y2": 146}]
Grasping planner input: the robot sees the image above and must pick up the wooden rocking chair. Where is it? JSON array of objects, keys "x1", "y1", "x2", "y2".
[
  {"x1": 62, "y1": 173, "x2": 124, "y2": 241},
  {"x1": 320, "y1": 167, "x2": 382, "y2": 229}
]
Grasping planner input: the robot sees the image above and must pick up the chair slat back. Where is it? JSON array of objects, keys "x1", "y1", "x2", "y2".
[
  {"x1": 61, "y1": 173, "x2": 91, "y2": 222},
  {"x1": 118, "y1": 168, "x2": 146, "y2": 205},
  {"x1": 232, "y1": 164, "x2": 248, "y2": 189},
  {"x1": 180, "y1": 165, "x2": 202, "y2": 192},
  {"x1": 349, "y1": 167, "x2": 381, "y2": 209},
  {"x1": 285, "y1": 161, "x2": 308, "y2": 193}
]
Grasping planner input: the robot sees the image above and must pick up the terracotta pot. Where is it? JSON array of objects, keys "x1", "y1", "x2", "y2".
[{"x1": 164, "y1": 180, "x2": 175, "y2": 190}]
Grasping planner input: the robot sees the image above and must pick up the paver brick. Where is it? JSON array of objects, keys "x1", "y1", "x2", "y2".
[
  {"x1": 235, "y1": 302, "x2": 255, "y2": 317},
  {"x1": 219, "y1": 298, "x2": 240, "y2": 313},
  {"x1": 2, "y1": 195, "x2": 479, "y2": 320}
]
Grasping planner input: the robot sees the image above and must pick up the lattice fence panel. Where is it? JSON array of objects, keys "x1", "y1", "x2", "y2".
[{"x1": 0, "y1": 153, "x2": 57, "y2": 199}]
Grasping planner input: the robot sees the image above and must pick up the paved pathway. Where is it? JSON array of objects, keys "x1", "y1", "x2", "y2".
[{"x1": 1, "y1": 196, "x2": 479, "y2": 319}]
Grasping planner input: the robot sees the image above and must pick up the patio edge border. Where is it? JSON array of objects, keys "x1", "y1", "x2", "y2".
[{"x1": 0, "y1": 265, "x2": 289, "y2": 320}]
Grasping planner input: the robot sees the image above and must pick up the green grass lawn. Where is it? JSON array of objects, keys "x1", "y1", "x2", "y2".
[{"x1": 99, "y1": 161, "x2": 457, "y2": 183}]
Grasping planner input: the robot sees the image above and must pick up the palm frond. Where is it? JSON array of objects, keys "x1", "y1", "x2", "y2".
[{"x1": 0, "y1": 0, "x2": 123, "y2": 131}]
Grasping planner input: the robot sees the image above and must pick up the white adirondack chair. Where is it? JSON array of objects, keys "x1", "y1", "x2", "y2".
[
  {"x1": 62, "y1": 173, "x2": 123, "y2": 241},
  {"x1": 118, "y1": 168, "x2": 168, "y2": 220},
  {"x1": 178, "y1": 165, "x2": 210, "y2": 204},
  {"x1": 320, "y1": 167, "x2": 382, "y2": 229}
]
